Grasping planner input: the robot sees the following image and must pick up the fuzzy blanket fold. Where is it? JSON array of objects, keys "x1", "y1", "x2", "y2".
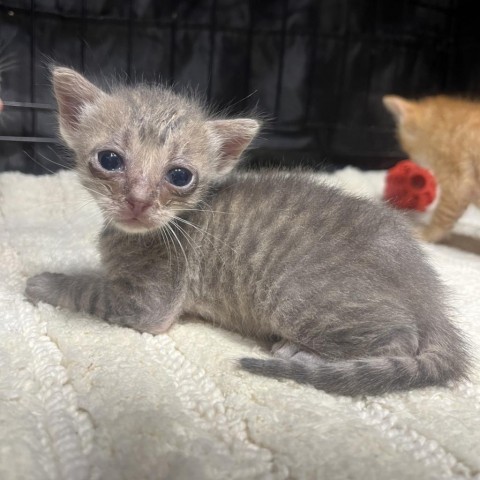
[{"x1": 1, "y1": 168, "x2": 479, "y2": 480}]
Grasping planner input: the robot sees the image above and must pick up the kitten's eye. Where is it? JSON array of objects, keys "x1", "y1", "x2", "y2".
[
  {"x1": 165, "y1": 168, "x2": 193, "y2": 187},
  {"x1": 98, "y1": 151, "x2": 124, "y2": 171}
]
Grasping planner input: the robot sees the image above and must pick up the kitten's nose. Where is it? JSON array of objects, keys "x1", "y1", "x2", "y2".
[{"x1": 126, "y1": 197, "x2": 152, "y2": 217}]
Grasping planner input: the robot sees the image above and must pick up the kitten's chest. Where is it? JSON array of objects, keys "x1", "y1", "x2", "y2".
[
  {"x1": 180, "y1": 216, "x2": 269, "y2": 335},
  {"x1": 182, "y1": 252, "x2": 254, "y2": 331}
]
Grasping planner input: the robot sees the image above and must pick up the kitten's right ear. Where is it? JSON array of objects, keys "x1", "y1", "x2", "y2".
[
  {"x1": 383, "y1": 95, "x2": 413, "y2": 124},
  {"x1": 207, "y1": 119, "x2": 260, "y2": 175},
  {"x1": 52, "y1": 67, "x2": 105, "y2": 140}
]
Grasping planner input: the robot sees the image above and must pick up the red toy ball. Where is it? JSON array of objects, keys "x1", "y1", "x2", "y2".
[{"x1": 384, "y1": 159, "x2": 436, "y2": 212}]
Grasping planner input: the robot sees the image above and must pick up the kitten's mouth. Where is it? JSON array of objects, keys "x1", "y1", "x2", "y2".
[{"x1": 115, "y1": 216, "x2": 155, "y2": 233}]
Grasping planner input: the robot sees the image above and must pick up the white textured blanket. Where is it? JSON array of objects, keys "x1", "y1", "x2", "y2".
[{"x1": 1, "y1": 168, "x2": 479, "y2": 480}]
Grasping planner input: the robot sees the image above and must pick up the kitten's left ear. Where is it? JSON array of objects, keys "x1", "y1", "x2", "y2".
[
  {"x1": 207, "y1": 119, "x2": 260, "y2": 174},
  {"x1": 383, "y1": 95, "x2": 415, "y2": 124}
]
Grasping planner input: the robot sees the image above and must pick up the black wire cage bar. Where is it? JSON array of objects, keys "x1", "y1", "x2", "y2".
[{"x1": 0, "y1": 0, "x2": 479, "y2": 174}]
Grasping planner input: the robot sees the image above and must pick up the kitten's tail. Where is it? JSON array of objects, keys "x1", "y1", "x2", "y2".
[{"x1": 239, "y1": 347, "x2": 470, "y2": 396}]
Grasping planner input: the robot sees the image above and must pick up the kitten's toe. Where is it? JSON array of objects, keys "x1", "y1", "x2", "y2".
[
  {"x1": 271, "y1": 339, "x2": 302, "y2": 359},
  {"x1": 25, "y1": 272, "x2": 65, "y2": 305}
]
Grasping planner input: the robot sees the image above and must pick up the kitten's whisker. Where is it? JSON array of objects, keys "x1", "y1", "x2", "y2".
[
  {"x1": 174, "y1": 215, "x2": 239, "y2": 256},
  {"x1": 79, "y1": 183, "x2": 111, "y2": 199},
  {"x1": 165, "y1": 222, "x2": 188, "y2": 267},
  {"x1": 37, "y1": 151, "x2": 74, "y2": 172},
  {"x1": 24, "y1": 152, "x2": 110, "y2": 203},
  {"x1": 23, "y1": 150, "x2": 57, "y2": 175},
  {"x1": 172, "y1": 224, "x2": 229, "y2": 266},
  {"x1": 171, "y1": 218, "x2": 230, "y2": 266},
  {"x1": 158, "y1": 228, "x2": 173, "y2": 269},
  {"x1": 36, "y1": 153, "x2": 101, "y2": 202},
  {"x1": 73, "y1": 198, "x2": 98, "y2": 211},
  {"x1": 171, "y1": 218, "x2": 201, "y2": 261},
  {"x1": 163, "y1": 226, "x2": 176, "y2": 265},
  {"x1": 180, "y1": 205, "x2": 293, "y2": 216},
  {"x1": 177, "y1": 208, "x2": 237, "y2": 216},
  {"x1": 71, "y1": 204, "x2": 102, "y2": 222},
  {"x1": 102, "y1": 217, "x2": 115, "y2": 233},
  {"x1": 81, "y1": 186, "x2": 108, "y2": 199},
  {"x1": 162, "y1": 223, "x2": 182, "y2": 273}
]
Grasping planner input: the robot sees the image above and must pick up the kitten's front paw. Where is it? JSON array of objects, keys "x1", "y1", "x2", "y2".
[{"x1": 25, "y1": 272, "x2": 66, "y2": 306}]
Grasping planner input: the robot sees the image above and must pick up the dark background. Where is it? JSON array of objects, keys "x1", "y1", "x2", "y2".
[{"x1": 0, "y1": 0, "x2": 479, "y2": 174}]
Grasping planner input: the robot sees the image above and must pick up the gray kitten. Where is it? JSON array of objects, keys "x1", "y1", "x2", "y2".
[{"x1": 26, "y1": 67, "x2": 470, "y2": 396}]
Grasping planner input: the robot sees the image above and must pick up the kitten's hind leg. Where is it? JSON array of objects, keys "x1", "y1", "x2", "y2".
[
  {"x1": 271, "y1": 339, "x2": 302, "y2": 359},
  {"x1": 271, "y1": 339, "x2": 319, "y2": 364}
]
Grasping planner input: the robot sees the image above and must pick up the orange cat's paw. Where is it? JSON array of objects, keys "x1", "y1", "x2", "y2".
[{"x1": 415, "y1": 226, "x2": 447, "y2": 243}]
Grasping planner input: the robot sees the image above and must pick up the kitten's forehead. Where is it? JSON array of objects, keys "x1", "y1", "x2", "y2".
[
  {"x1": 137, "y1": 108, "x2": 188, "y2": 145},
  {"x1": 112, "y1": 87, "x2": 202, "y2": 146}
]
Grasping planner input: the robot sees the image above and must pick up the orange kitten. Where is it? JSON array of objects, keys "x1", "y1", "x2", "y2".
[{"x1": 383, "y1": 94, "x2": 480, "y2": 243}]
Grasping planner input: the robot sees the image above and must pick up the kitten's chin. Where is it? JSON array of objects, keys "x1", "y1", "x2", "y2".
[{"x1": 114, "y1": 218, "x2": 157, "y2": 234}]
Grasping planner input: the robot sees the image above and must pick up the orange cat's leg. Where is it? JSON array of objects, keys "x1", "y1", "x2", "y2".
[
  {"x1": 419, "y1": 178, "x2": 473, "y2": 243},
  {"x1": 472, "y1": 195, "x2": 480, "y2": 209}
]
